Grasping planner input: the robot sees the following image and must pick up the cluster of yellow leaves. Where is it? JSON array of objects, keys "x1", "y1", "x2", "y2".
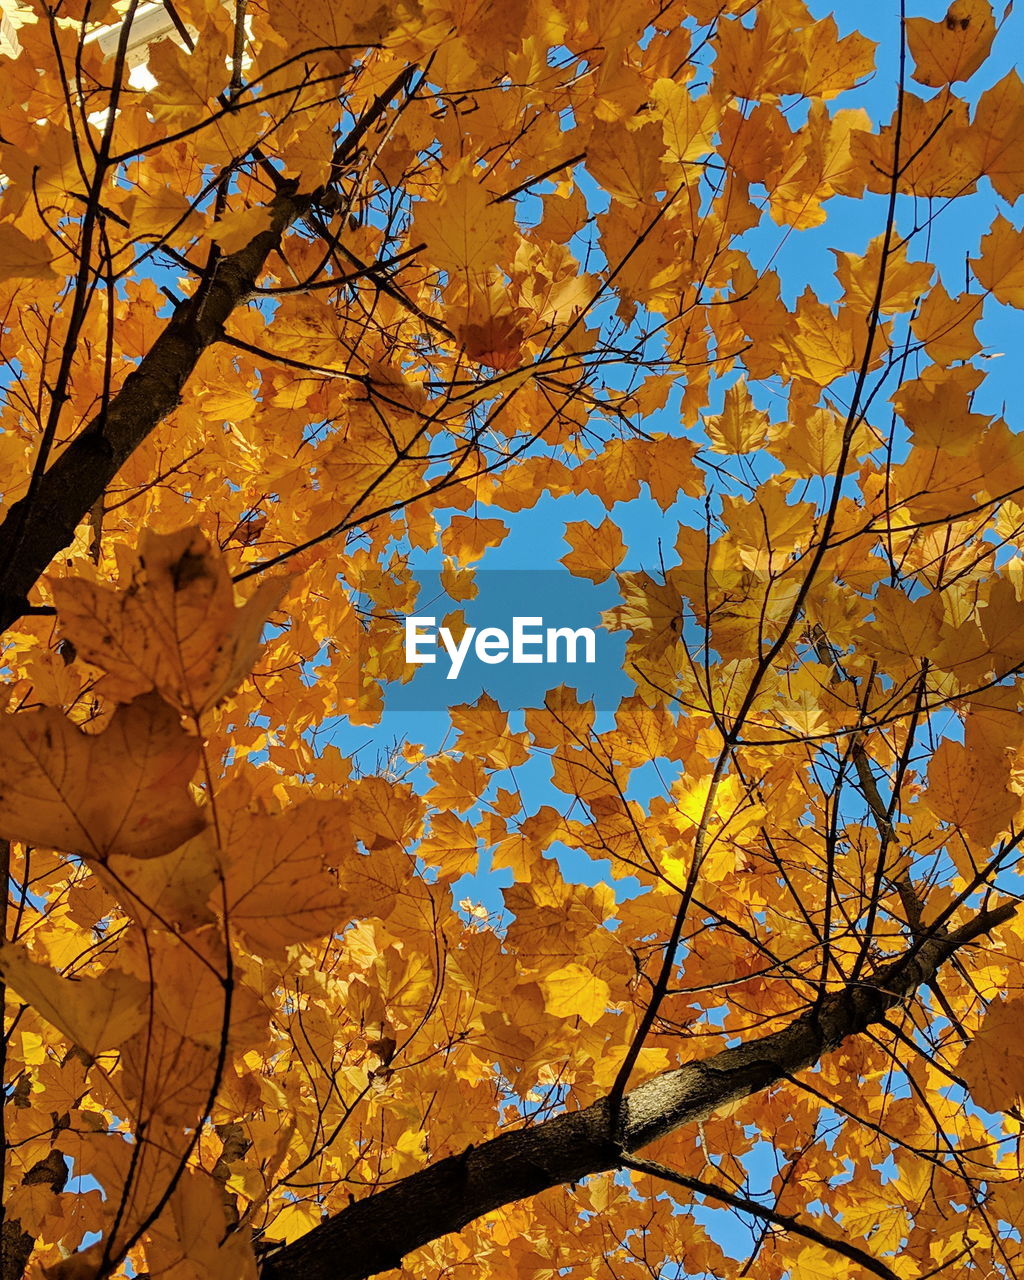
[
  {"x1": 0, "y1": 534, "x2": 688, "y2": 1276},
  {"x1": 3, "y1": 0, "x2": 1024, "y2": 1279}
]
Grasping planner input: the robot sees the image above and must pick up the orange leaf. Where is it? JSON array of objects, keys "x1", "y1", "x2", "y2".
[
  {"x1": 958, "y1": 997, "x2": 1024, "y2": 1112},
  {"x1": 560, "y1": 517, "x2": 627, "y2": 583},
  {"x1": 0, "y1": 693, "x2": 204, "y2": 860},
  {"x1": 971, "y1": 214, "x2": 1024, "y2": 307},
  {"x1": 907, "y1": 0, "x2": 995, "y2": 87},
  {"x1": 0, "y1": 946, "x2": 149, "y2": 1058},
  {"x1": 0, "y1": 222, "x2": 56, "y2": 282},
  {"x1": 217, "y1": 799, "x2": 352, "y2": 954},
  {"x1": 450, "y1": 694, "x2": 529, "y2": 768},
  {"x1": 441, "y1": 516, "x2": 510, "y2": 566},
  {"x1": 412, "y1": 169, "x2": 517, "y2": 277},
  {"x1": 540, "y1": 963, "x2": 611, "y2": 1024},
  {"x1": 706, "y1": 381, "x2": 771, "y2": 455},
  {"x1": 53, "y1": 526, "x2": 289, "y2": 716}
]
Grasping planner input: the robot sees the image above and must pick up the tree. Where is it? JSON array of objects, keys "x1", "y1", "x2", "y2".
[{"x1": 1, "y1": 0, "x2": 1024, "y2": 1276}]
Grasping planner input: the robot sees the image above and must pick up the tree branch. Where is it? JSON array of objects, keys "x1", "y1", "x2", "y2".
[
  {"x1": 0, "y1": 187, "x2": 305, "y2": 633},
  {"x1": 260, "y1": 903, "x2": 1015, "y2": 1280},
  {"x1": 0, "y1": 57, "x2": 415, "y2": 634},
  {"x1": 618, "y1": 1154, "x2": 899, "y2": 1280}
]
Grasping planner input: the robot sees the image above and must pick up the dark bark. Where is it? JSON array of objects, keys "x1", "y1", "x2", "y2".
[{"x1": 260, "y1": 904, "x2": 1015, "y2": 1280}]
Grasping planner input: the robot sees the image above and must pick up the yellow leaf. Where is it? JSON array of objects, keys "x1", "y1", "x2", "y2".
[
  {"x1": 126, "y1": 184, "x2": 197, "y2": 241},
  {"x1": 267, "y1": 1200, "x2": 323, "y2": 1245},
  {"x1": 525, "y1": 686, "x2": 595, "y2": 748},
  {"x1": 52, "y1": 525, "x2": 290, "y2": 716},
  {"x1": 770, "y1": 403, "x2": 864, "y2": 477},
  {"x1": 490, "y1": 831, "x2": 536, "y2": 881},
  {"x1": 970, "y1": 71, "x2": 1024, "y2": 203},
  {"x1": 413, "y1": 169, "x2": 517, "y2": 277},
  {"x1": 714, "y1": 9, "x2": 805, "y2": 101},
  {"x1": 907, "y1": 0, "x2": 995, "y2": 87},
  {"x1": 267, "y1": 0, "x2": 393, "y2": 60},
  {"x1": 586, "y1": 120, "x2": 667, "y2": 208},
  {"x1": 419, "y1": 809, "x2": 478, "y2": 879},
  {"x1": 706, "y1": 381, "x2": 771, "y2": 454},
  {"x1": 834, "y1": 235, "x2": 933, "y2": 315},
  {"x1": 540, "y1": 963, "x2": 610, "y2": 1025},
  {"x1": 147, "y1": 35, "x2": 228, "y2": 116},
  {"x1": 450, "y1": 694, "x2": 529, "y2": 768},
  {"x1": 0, "y1": 221, "x2": 55, "y2": 281},
  {"x1": 789, "y1": 1243, "x2": 853, "y2": 1280},
  {"x1": 103, "y1": 827, "x2": 220, "y2": 932},
  {"x1": 649, "y1": 81, "x2": 720, "y2": 165},
  {"x1": 893, "y1": 370, "x2": 989, "y2": 455},
  {"x1": 0, "y1": 945, "x2": 149, "y2": 1058},
  {"x1": 910, "y1": 282, "x2": 982, "y2": 365},
  {"x1": 395, "y1": 1128, "x2": 429, "y2": 1158},
  {"x1": 642, "y1": 435, "x2": 704, "y2": 511},
  {"x1": 144, "y1": 1171, "x2": 257, "y2": 1279},
  {"x1": 218, "y1": 798, "x2": 351, "y2": 954},
  {"x1": 209, "y1": 205, "x2": 276, "y2": 255},
  {"x1": 971, "y1": 214, "x2": 1024, "y2": 307},
  {"x1": 927, "y1": 727, "x2": 1019, "y2": 846},
  {"x1": 560, "y1": 517, "x2": 626, "y2": 583},
  {"x1": 0, "y1": 693, "x2": 205, "y2": 860},
  {"x1": 440, "y1": 558, "x2": 478, "y2": 602},
  {"x1": 798, "y1": 15, "x2": 876, "y2": 98},
  {"x1": 441, "y1": 515, "x2": 509, "y2": 566},
  {"x1": 534, "y1": 186, "x2": 588, "y2": 244},
  {"x1": 958, "y1": 996, "x2": 1024, "y2": 1112},
  {"x1": 776, "y1": 288, "x2": 857, "y2": 386},
  {"x1": 721, "y1": 480, "x2": 816, "y2": 573},
  {"x1": 278, "y1": 111, "x2": 336, "y2": 189}
]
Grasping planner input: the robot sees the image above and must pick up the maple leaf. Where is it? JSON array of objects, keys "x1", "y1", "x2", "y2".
[
  {"x1": 907, "y1": 0, "x2": 996, "y2": 87},
  {"x1": 927, "y1": 708, "x2": 1020, "y2": 845},
  {"x1": 419, "y1": 809, "x2": 479, "y2": 879},
  {"x1": 833, "y1": 234, "x2": 933, "y2": 316},
  {"x1": 0, "y1": 222, "x2": 57, "y2": 281},
  {"x1": 958, "y1": 996, "x2": 1024, "y2": 1112},
  {"x1": 413, "y1": 170, "x2": 518, "y2": 278},
  {"x1": 102, "y1": 830, "x2": 220, "y2": 932},
  {"x1": 441, "y1": 516, "x2": 510, "y2": 565},
  {"x1": 706, "y1": 381, "x2": 771, "y2": 455},
  {"x1": 0, "y1": 693, "x2": 204, "y2": 860},
  {"x1": 971, "y1": 213, "x2": 1024, "y2": 306},
  {"x1": 540, "y1": 963, "x2": 611, "y2": 1025},
  {"x1": 52, "y1": 526, "x2": 289, "y2": 717},
  {"x1": 449, "y1": 694, "x2": 529, "y2": 768},
  {"x1": 970, "y1": 70, "x2": 1024, "y2": 201},
  {"x1": 910, "y1": 282, "x2": 983, "y2": 365},
  {"x1": 209, "y1": 206, "x2": 276, "y2": 255},
  {"x1": 0, "y1": 945, "x2": 149, "y2": 1059},
  {"x1": 144, "y1": 1170, "x2": 258, "y2": 1279},
  {"x1": 560, "y1": 517, "x2": 627, "y2": 583},
  {"x1": 214, "y1": 794, "x2": 351, "y2": 955}
]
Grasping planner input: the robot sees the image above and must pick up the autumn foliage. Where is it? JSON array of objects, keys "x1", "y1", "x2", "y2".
[{"x1": 2, "y1": 0, "x2": 1024, "y2": 1278}]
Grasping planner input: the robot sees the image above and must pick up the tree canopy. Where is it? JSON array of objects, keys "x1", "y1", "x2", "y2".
[{"x1": 2, "y1": 0, "x2": 1024, "y2": 1278}]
